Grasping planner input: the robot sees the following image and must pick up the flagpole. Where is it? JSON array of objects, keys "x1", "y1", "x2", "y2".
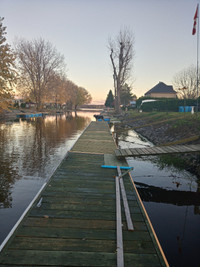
[{"x1": 197, "y1": 3, "x2": 199, "y2": 112}]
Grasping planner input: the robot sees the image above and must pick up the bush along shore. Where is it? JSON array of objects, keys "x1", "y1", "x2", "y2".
[{"x1": 116, "y1": 111, "x2": 200, "y2": 178}]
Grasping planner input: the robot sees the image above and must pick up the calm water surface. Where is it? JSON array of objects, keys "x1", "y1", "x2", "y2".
[
  {"x1": 117, "y1": 129, "x2": 200, "y2": 267},
  {"x1": 0, "y1": 115, "x2": 200, "y2": 267},
  {"x1": 0, "y1": 111, "x2": 94, "y2": 244}
]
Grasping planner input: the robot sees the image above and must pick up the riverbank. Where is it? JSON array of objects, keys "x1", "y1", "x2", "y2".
[
  {"x1": 0, "y1": 108, "x2": 102, "y2": 121},
  {"x1": 115, "y1": 111, "x2": 200, "y2": 177}
]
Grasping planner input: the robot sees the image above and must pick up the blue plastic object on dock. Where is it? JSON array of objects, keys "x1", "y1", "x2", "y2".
[{"x1": 101, "y1": 165, "x2": 133, "y2": 170}]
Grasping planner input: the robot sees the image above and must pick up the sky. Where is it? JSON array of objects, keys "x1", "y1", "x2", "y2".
[{"x1": 1, "y1": 0, "x2": 199, "y2": 104}]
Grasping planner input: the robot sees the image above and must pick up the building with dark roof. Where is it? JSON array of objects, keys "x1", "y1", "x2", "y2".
[{"x1": 145, "y1": 82, "x2": 177, "y2": 98}]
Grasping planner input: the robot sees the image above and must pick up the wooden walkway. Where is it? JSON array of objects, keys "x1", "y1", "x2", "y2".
[
  {"x1": 0, "y1": 121, "x2": 168, "y2": 266},
  {"x1": 115, "y1": 144, "x2": 200, "y2": 158}
]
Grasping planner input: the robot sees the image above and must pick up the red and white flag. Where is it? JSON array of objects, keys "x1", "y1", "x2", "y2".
[{"x1": 192, "y1": 4, "x2": 199, "y2": 35}]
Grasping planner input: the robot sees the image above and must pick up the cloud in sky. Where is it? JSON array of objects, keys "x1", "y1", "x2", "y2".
[{"x1": 1, "y1": 0, "x2": 198, "y2": 103}]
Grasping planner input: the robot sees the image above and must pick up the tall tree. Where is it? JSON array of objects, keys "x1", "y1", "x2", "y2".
[
  {"x1": 173, "y1": 65, "x2": 199, "y2": 99},
  {"x1": 120, "y1": 83, "x2": 133, "y2": 106},
  {"x1": 0, "y1": 17, "x2": 16, "y2": 111},
  {"x1": 109, "y1": 28, "x2": 134, "y2": 113},
  {"x1": 74, "y1": 87, "x2": 92, "y2": 110},
  {"x1": 15, "y1": 38, "x2": 65, "y2": 110},
  {"x1": 105, "y1": 89, "x2": 114, "y2": 107},
  {"x1": 64, "y1": 80, "x2": 79, "y2": 110},
  {"x1": 45, "y1": 72, "x2": 67, "y2": 108}
]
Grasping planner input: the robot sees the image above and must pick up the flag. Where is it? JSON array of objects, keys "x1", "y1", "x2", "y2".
[{"x1": 192, "y1": 4, "x2": 199, "y2": 35}]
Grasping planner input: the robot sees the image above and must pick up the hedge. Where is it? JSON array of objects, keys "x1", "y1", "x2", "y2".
[{"x1": 137, "y1": 97, "x2": 200, "y2": 112}]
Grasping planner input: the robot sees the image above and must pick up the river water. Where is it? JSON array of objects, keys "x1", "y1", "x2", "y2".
[
  {"x1": 0, "y1": 111, "x2": 94, "y2": 245},
  {"x1": 0, "y1": 113, "x2": 199, "y2": 266},
  {"x1": 117, "y1": 129, "x2": 200, "y2": 267}
]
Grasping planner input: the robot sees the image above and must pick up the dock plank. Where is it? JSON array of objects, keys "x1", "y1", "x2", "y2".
[
  {"x1": 9, "y1": 237, "x2": 154, "y2": 253},
  {"x1": 0, "y1": 250, "x2": 161, "y2": 266}
]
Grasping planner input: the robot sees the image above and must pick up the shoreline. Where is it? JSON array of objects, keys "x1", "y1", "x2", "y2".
[
  {"x1": 114, "y1": 111, "x2": 200, "y2": 178},
  {"x1": 0, "y1": 108, "x2": 98, "y2": 122}
]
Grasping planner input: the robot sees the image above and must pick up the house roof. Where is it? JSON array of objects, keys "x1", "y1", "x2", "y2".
[{"x1": 145, "y1": 82, "x2": 176, "y2": 95}]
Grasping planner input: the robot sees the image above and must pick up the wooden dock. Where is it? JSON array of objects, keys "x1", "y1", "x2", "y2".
[
  {"x1": 0, "y1": 121, "x2": 168, "y2": 266},
  {"x1": 115, "y1": 144, "x2": 200, "y2": 158}
]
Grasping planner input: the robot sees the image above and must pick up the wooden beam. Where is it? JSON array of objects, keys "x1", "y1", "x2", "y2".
[
  {"x1": 115, "y1": 173, "x2": 124, "y2": 267},
  {"x1": 117, "y1": 166, "x2": 134, "y2": 232}
]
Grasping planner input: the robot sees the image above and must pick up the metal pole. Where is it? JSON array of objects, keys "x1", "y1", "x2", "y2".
[{"x1": 197, "y1": 4, "x2": 199, "y2": 112}]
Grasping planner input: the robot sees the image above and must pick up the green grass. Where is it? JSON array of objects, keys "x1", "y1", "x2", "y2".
[{"x1": 126, "y1": 111, "x2": 200, "y2": 135}]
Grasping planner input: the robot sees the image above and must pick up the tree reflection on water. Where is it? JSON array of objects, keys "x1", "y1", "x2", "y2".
[{"x1": 0, "y1": 113, "x2": 91, "y2": 209}]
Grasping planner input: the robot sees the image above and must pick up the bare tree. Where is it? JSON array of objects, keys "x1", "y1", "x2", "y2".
[
  {"x1": 15, "y1": 38, "x2": 65, "y2": 110},
  {"x1": 109, "y1": 28, "x2": 134, "y2": 113},
  {"x1": 173, "y1": 65, "x2": 199, "y2": 99}
]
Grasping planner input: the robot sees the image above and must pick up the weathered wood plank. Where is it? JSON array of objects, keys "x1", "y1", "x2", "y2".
[
  {"x1": 0, "y1": 250, "x2": 161, "y2": 266},
  {"x1": 115, "y1": 173, "x2": 124, "y2": 267},
  {"x1": 134, "y1": 148, "x2": 145, "y2": 155},
  {"x1": 0, "y1": 250, "x2": 116, "y2": 266},
  {"x1": 117, "y1": 167, "x2": 134, "y2": 231},
  {"x1": 22, "y1": 217, "x2": 147, "y2": 231},
  {"x1": 187, "y1": 144, "x2": 200, "y2": 150},
  {"x1": 138, "y1": 147, "x2": 151, "y2": 155},
  {"x1": 44, "y1": 186, "x2": 115, "y2": 194},
  {"x1": 16, "y1": 226, "x2": 151, "y2": 241},
  {"x1": 120, "y1": 149, "x2": 129, "y2": 157},
  {"x1": 129, "y1": 148, "x2": 141, "y2": 156},
  {"x1": 178, "y1": 144, "x2": 195, "y2": 152},
  {"x1": 29, "y1": 208, "x2": 144, "y2": 221},
  {"x1": 40, "y1": 191, "x2": 138, "y2": 203},
  {"x1": 115, "y1": 149, "x2": 122, "y2": 157},
  {"x1": 33, "y1": 203, "x2": 140, "y2": 214},
  {"x1": 150, "y1": 147, "x2": 167, "y2": 154},
  {"x1": 160, "y1": 146, "x2": 177, "y2": 153},
  {"x1": 124, "y1": 148, "x2": 133, "y2": 156},
  {"x1": 49, "y1": 180, "x2": 115, "y2": 189},
  {"x1": 141, "y1": 147, "x2": 156, "y2": 155},
  {"x1": 40, "y1": 196, "x2": 119, "y2": 205},
  {"x1": 9, "y1": 237, "x2": 154, "y2": 253},
  {"x1": 41, "y1": 195, "x2": 137, "y2": 204},
  {"x1": 23, "y1": 217, "x2": 116, "y2": 230}
]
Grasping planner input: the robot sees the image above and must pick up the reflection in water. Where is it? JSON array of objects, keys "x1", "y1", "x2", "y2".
[
  {"x1": 115, "y1": 127, "x2": 200, "y2": 267},
  {"x1": 0, "y1": 112, "x2": 93, "y2": 244},
  {"x1": 135, "y1": 181, "x2": 200, "y2": 207}
]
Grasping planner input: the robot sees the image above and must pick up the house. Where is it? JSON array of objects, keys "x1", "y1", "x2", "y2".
[{"x1": 145, "y1": 82, "x2": 177, "y2": 98}]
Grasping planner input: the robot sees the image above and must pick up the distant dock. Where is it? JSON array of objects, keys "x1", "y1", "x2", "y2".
[
  {"x1": 0, "y1": 121, "x2": 168, "y2": 266},
  {"x1": 16, "y1": 113, "x2": 43, "y2": 119}
]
